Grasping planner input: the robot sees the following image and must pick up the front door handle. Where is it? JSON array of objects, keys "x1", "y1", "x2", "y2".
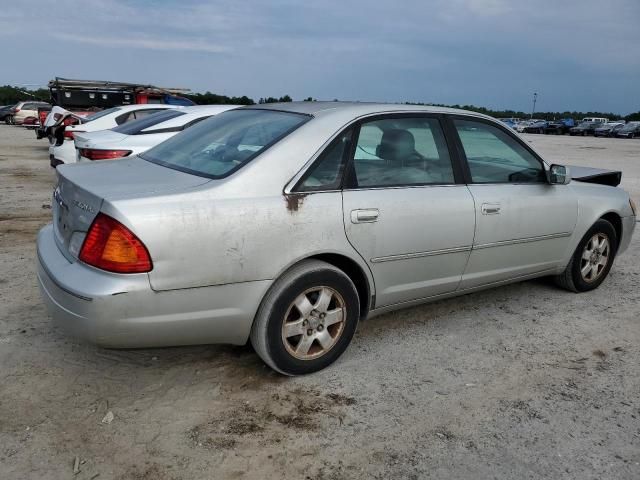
[
  {"x1": 481, "y1": 203, "x2": 501, "y2": 215},
  {"x1": 351, "y1": 209, "x2": 379, "y2": 223}
]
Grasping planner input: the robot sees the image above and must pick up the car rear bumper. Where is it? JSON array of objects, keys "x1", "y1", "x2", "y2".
[{"x1": 37, "y1": 224, "x2": 270, "y2": 347}]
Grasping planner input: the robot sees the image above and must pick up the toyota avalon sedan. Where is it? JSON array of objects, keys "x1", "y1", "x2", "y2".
[{"x1": 37, "y1": 102, "x2": 637, "y2": 375}]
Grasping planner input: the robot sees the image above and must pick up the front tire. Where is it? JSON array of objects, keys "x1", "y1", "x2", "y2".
[
  {"x1": 555, "y1": 219, "x2": 618, "y2": 292},
  {"x1": 250, "y1": 260, "x2": 360, "y2": 375}
]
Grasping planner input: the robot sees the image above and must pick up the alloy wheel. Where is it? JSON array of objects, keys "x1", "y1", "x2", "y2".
[
  {"x1": 580, "y1": 233, "x2": 610, "y2": 283},
  {"x1": 281, "y1": 286, "x2": 346, "y2": 360}
]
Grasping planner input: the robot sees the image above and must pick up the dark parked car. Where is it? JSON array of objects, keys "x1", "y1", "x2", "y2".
[
  {"x1": 594, "y1": 122, "x2": 625, "y2": 137},
  {"x1": 521, "y1": 120, "x2": 549, "y2": 134},
  {"x1": 616, "y1": 122, "x2": 640, "y2": 138},
  {"x1": 570, "y1": 122, "x2": 604, "y2": 136},
  {"x1": 544, "y1": 119, "x2": 575, "y2": 135},
  {"x1": 0, "y1": 104, "x2": 15, "y2": 123}
]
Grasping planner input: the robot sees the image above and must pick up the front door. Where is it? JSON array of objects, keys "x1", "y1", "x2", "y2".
[
  {"x1": 341, "y1": 115, "x2": 476, "y2": 307},
  {"x1": 450, "y1": 117, "x2": 578, "y2": 289}
]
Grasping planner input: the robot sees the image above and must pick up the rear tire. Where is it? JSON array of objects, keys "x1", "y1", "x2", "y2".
[
  {"x1": 250, "y1": 260, "x2": 360, "y2": 375},
  {"x1": 554, "y1": 219, "x2": 618, "y2": 292}
]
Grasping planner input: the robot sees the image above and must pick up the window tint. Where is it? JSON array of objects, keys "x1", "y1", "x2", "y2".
[
  {"x1": 112, "y1": 109, "x2": 185, "y2": 135},
  {"x1": 454, "y1": 119, "x2": 546, "y2": 183},
  {"x1": 351, "y1": 117, "x2": 454, "y2": 187},
  {"x1": 140, "y1": 109, "x2": 309, "y2": 179},
  {"x1": 133, "y1": 108, "x2": 166, "y2": 120},
  {"x1": 115, "y1": 112, "x2": 133, "y2": 125},
  {"x1": 297, "y1": 130, "x2": 352, "y2": 191}
]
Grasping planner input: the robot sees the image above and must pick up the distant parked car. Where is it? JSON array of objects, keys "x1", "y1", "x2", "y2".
[
  {"x1": 616, "y1": 122, "x2": 640, "y2": 138},
  {"x1": 594, "y1": 122, "x2": 625, "y2": 138},
  {"x1": 570, "y1": 122, "x2": 604, "y2": 136},
  {"x1": 7, "y1": 101, "x2": 50, "y2": 125},
  {"x1": 516, "y1": 119, "x2": 543, "y2": 133},
  {"x1": 50, "y1": 104, "x2": 180, "y2": 166},
  {"x1": 498, "y1": 118, "x2": 520, "y2": 129},
  {"x1": 0, "y1": 105, "x2": 14, "y2": 123},
  {"x1": 74, "y1": 105, "x2": 237, "y2": 162},
  {"x1": 544, "y1": 119, "x2": 575, "y2": 135},
  {"x1": 582, "y1": 117, "x2": 609, "y2": 124},
  {"x1": 521, "y1": 120, "x2": 549, "y2": 134}
]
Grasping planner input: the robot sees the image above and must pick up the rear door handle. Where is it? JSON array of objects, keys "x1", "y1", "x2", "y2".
[
  {"x1": 481, "y1": 203, "x2": 501, "y2": 215},
  {"x1": 351, "y1": 209, "x2": 379, "y2": 223}
]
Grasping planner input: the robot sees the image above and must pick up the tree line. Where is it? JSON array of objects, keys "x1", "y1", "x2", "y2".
[{"x1": 1, "y1": 85, "x2": 638, "y2": 121}]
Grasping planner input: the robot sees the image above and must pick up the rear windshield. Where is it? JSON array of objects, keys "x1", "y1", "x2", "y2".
[
  {"x1": 84, "y1": 107, "x2": 121, "y2": 122},
  {"x1": 140, "y1": 109, "x2": 310, "y2": 179},
  {"x1": 112, "y1": 109, "x2": 185, "y2": 135}
]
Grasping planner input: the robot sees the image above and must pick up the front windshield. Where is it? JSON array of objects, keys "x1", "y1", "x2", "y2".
[
  {"x1": 140, "y1": 109, "x2": 310, "y2": 179},
  {"x1": 84, "y1": 107, "x2": 121, "y2": 122},
  {"x1": 112, "y1": 109, "x2": 185, "y2": 135}
]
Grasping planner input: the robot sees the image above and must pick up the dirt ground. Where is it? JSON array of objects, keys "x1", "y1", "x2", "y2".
[{"x1": 1, "y1": 125, "x2": 639, "y2": 480}]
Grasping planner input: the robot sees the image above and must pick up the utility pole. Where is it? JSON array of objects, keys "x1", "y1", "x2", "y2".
[{"x1": 531, "y1": 92, "x2": 538, "y2": 119}]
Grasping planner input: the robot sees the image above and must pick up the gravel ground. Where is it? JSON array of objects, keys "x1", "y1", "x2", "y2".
[{"x1": 0, "y1": 125, "x2": 639, "y2": 480}]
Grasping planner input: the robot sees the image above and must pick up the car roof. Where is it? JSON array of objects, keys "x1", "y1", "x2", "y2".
[
  {"x1": 247, "y1": 101, "x2": 494, "y2": 121},
  {"x1": 181, "y1": 105, "x2": 241, "y2": 114},
  {"x1": 115, "y1": 103, "x2": 181, "y2": 112}
]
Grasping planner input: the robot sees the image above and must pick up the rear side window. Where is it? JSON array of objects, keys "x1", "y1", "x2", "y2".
[
  {"x1": 350, "y1": 117, "x2": 454, "y2": 187},
  {"x1": 85, "y1": 107, "x2": 121, "y2": 122},
  {"x1": 112, "y1": 109, "x2": 185, "y2": 135},
  {"x1": 296, "y1": 130, "x2": 353, "y2": 192},
  {"x1": 114, "y1": 108, "x2": 167, "y2": 125},
  {"x1": 140, "y1": 109, "x2": 310, "y2": 179},
  {"x1": 454, "y1": 119, "x2": 546, "y2": 183}
]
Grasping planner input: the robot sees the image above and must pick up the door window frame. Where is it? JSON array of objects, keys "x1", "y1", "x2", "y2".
[
  {"x1": 289, "y1": 112, "x2": 468, "y2": 194},
  {"x1": 443, "y1": 114, "x2": 550, "y2": 185}
]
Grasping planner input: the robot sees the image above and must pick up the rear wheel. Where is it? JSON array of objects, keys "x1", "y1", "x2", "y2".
[
  {"x1": 555, "y1": 219, "x2": 617, "y2": 292},
  {"x1": 250, "y1": 260, "x2": 360, "y2": 375}
]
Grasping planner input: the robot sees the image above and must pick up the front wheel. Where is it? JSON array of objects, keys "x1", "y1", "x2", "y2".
[
  {"x1": 555, "y1": 219, "x2": 618, "y2": 292},
  {"x1": 250, "y1": 260, "x2": 360, "y2": 375}
]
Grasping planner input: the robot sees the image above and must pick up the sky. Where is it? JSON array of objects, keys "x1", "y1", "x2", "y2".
[{"x1": 1, "y1": 0, "x2": 638, "y2": 114}]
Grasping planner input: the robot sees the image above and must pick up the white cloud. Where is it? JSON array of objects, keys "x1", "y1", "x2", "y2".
[{"x1": 52, "y1": 32, "x2": 230, "y2": 54}]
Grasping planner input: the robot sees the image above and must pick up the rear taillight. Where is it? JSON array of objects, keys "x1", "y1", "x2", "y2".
[
  {"x1": 12, "y1": 108, "x2": 20, "y2": 113},
  {"x1": 79, "y1": 213, "x2": 152, "y2": 273},
  {"x1": 79, "y1": 148, "x2": 132, "y2": 161},
  {"x1": 63, "y1": 130, "x2": 85, "y2": 140}
]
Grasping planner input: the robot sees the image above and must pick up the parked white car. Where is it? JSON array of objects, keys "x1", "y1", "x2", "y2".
[
  {"x1": 74, "y1": 105, "x2": 237, "y2": 162},
  {"x1": 8, "y1": 101, "x2": 50, "y2": 125},
  {"x1": 50, "y1": 104, "x2": 180, "y2": 166}
]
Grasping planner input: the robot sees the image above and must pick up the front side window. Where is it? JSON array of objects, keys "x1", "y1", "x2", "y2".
[
  {"x1": 454, "y1": 119, "x2": 546, "y2": 183},
  {"x1": 140, "y1": 109, "x2": 309, "y2": 179},
  {"x1": 350, "y1": 117, "x2": 454, "y2": 187}
]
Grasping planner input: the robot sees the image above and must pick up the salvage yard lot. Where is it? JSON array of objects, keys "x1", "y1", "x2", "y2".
[{"x1": 1, "y1": 125, "x2": 639, "y2": 479}]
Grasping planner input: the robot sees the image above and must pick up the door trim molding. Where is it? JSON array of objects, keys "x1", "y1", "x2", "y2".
[
  {"x1": 473, "y1": 231, "x2": 572, "y2": 250},
  {"x1": 370, "y1": 231, "x2": 572, "y2": 263},
  {"x1": 371, "y1": 245, "x2": 472, "y2": 263}
]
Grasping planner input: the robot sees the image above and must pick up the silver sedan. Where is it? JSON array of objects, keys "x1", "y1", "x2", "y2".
[{"x1": 37, "y1": 102, "x2": 637, "y2": 375}]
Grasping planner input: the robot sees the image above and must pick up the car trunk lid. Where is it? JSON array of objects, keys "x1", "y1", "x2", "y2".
[
  {"x1": 74, "y1": 130, "x2": 129, "y2": 149},
  {"x1": 52, "y1": 158, "x2": 210, "y2": 260}
]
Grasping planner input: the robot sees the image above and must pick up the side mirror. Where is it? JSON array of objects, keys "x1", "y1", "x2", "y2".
[{"x1": 549, "y1": 164, "x2": 571, "y2": 185}]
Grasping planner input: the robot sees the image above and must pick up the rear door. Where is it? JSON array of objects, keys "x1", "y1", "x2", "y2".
[
  {"x1": 339, "y1": 114, "x2": 476, "y2": 307},
  {"x1": 449, "y1": 116, "x2": 578, "y2": 288}
]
